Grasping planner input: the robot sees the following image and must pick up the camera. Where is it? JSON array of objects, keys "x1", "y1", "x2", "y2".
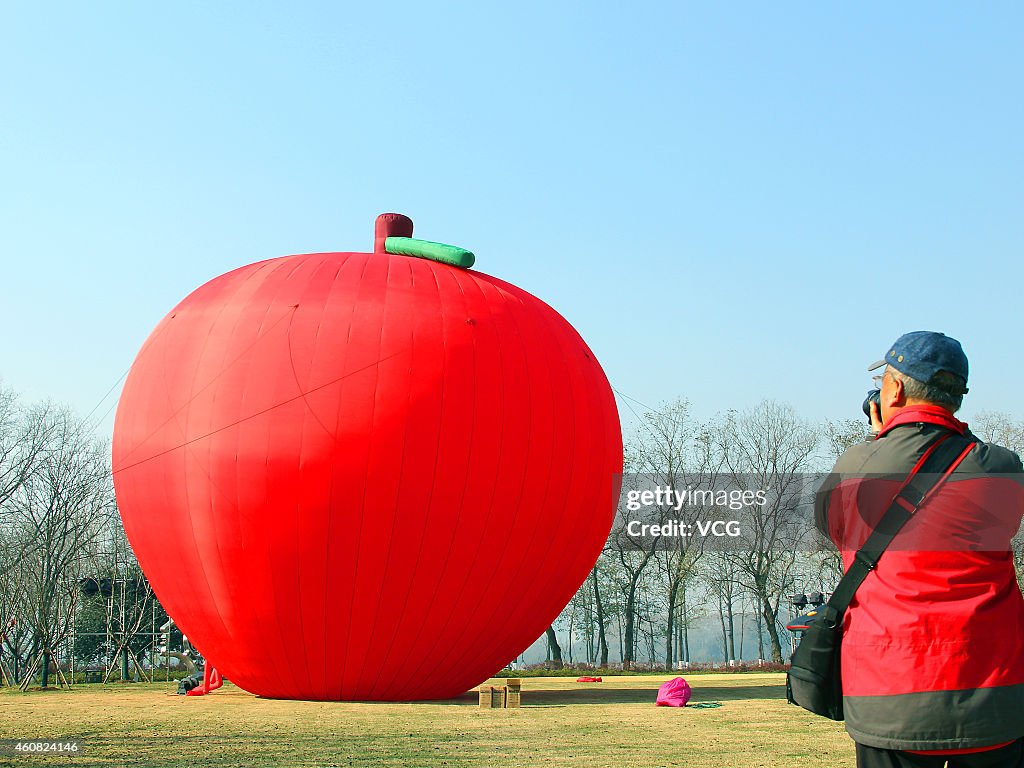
[{"x1": 862, "y1": 388, "x2": 881, "y2": 422}]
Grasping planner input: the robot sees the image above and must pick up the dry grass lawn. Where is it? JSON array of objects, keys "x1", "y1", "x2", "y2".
[{"x1": 0, "y1": 673, "x2": 855, "y2": 767}]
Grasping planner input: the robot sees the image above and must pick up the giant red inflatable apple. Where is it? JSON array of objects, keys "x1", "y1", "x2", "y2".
[{"x1": 112, "y1": 214, "x2": 623, "y2": 700}]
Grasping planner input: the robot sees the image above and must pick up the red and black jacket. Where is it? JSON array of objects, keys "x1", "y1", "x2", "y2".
[{"x1": 815, "y1": 405, "x2": 1024, "y2": 751}]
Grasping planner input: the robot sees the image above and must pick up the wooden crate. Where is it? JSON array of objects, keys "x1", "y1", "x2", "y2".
[
  {"x1": 478, "y1": 678, "x2": 522, "y2": 708},
  {"x1": 478, "y1": 685, "x2": 495, "y2": 708},
  {"x1": 504, "y1": 678, "x2": 521, "y2": 708}
]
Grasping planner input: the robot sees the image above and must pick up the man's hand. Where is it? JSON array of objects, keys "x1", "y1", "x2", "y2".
[{"x1": 869, "y1": 400, "x2": 884, "y2": 434}]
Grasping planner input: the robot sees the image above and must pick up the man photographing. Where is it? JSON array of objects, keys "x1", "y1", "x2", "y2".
[{"x1": 815, "y1": 331, "x2": 1024, "y2": 768}]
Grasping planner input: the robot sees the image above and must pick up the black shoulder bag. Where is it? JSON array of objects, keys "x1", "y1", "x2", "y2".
[{"x1": 786, "y1": 431, "x2": 975, "y2": 720}]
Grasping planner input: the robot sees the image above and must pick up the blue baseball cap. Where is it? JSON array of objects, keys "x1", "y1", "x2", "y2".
[{"x1": 868, "y1": 331, "x2": 969, "y2": 394}]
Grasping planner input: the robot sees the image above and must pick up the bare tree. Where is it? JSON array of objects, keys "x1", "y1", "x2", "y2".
[
  {"x1": 612, "y1": 399, "x2": 704, "y2": 669},
  {"x1": 607, "y1": 524, "x2": 659, "y2": 669},
  {"x1": 824, "y1": 418, "x2": 870, "y2": 461},
  {"x1": 656, "y1": 545, "x2": 701, "y2": 669},
  {"x1": 971, "y1": 411, "x2": 1024, "y2": 454},
  {"x1": 543, "y1": 625, "x2": 563, "y2": 668},
  {"x1": 0, "y1": 387, "x2": 56, "y2": 508},
  {"x1": 7, "y1": 406, "x2": 113, "y2": 688},
  {"x1": 0, "y1": 389, "x2": 59, "y2": 683},
  {"x1": 672, "y1": 568, "x2": 704, "y2": 667},
  {"x1": 634, "y1": 399, "x2": 711, "y2": 669},
  {"x1": 590, "y1": 564, "x2": 610, "y2": 666},
  {"x1": 588, "y1": 551, "x2": 627, "y2": 666},
  {"x1": 702, "y1": 552, "x2": 741, "y2": 663},
  {"x1": 708, "y1": 402, "x2": 821, "y2": 663},
  {"x1": 560, "y1": 561, "x2": 613, "y2": 666}
]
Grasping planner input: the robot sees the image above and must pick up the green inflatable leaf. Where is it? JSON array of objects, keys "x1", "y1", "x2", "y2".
[{"x1": 384, "y1": 237, "x2": 475, "y2": 269}]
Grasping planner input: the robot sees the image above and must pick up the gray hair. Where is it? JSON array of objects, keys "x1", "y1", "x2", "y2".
[{"x1": 888, "y1": 367, "x2": 966, "y2": 413}]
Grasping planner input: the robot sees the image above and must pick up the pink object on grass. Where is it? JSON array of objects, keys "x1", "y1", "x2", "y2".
[{"x1": 656, "y1": 677, "x2": 692, "y2": 707}]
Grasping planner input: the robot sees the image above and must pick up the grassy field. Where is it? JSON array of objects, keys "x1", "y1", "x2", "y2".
[{"x1": 0, "y1": 673, "x2": 855, "y2": 768}]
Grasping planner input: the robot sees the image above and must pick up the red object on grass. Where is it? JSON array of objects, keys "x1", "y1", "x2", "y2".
[
  {"x1": 112, "y1": 214, "x2": 623, "y2": 701},
  {"x1": 186, "y1": 666, "x2": 223, "y2": 696},
  {"x1": 656, "y1": 677, "x2": 692, "y2": 707},
  {"x1": 576, "y1": 676, "x2": 603, "y2": 683}
]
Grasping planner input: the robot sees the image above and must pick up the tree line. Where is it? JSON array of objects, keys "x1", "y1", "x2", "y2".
[
  {"x1": 541, "y1": 399, "x2": 1024, "y2": 670},
  {"x1": 1, "y1": 384, "x2": 1021, "y2": 686}
]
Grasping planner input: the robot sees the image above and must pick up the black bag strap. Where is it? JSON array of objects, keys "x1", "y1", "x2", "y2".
[{"x1": 820, "y1": 431, "x2": 976, "y2": 627}]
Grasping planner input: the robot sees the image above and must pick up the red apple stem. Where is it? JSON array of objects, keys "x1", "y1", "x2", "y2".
[{"x1": 374, "y1": 213, "x2": 414, "y2": 252}]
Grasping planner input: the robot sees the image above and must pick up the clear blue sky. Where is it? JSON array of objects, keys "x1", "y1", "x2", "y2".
[{"x1": 2, "y1": 2, "x2": 1021, "y2": 439}]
